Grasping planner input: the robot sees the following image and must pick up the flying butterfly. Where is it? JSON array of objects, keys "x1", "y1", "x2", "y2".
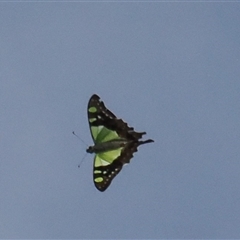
[{"x1": 86, "y1": 94, "x2": 154, "y2": 192}]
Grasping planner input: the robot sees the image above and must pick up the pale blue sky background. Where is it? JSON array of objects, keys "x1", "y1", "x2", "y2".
[{"x1": 1, "y1": 2, "x2": 240, "y2": 239}]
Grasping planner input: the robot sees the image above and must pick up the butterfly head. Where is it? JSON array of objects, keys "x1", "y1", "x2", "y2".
[{"x1": 86, "y1": 146, "x2": 94, "y2": 154}]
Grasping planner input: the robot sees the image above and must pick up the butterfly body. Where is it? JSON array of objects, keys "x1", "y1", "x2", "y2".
[
  {"x1": 86, "y1": 139, "x2": 128, "y2": 154},
  {"x1": 87, "y1": 94, "x2": 154, "y2": 192}
]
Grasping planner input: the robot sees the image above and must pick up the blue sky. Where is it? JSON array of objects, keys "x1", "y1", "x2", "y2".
[{"x1": 1, "y1": 2, "x2": 240, "y2": 239}]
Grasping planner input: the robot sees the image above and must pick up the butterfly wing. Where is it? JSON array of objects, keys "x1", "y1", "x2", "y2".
[
  {"x1": 93, "y1": 140, "x2": 151, "y2": 191},
  {"x1": 87, "y1": 94, "x2": 146, "y2": 143},
  {"x1": 87, "y1": 94, "x2": 154, "y2": 191}
]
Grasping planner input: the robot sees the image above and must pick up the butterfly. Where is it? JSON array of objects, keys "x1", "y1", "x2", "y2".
[{"x1": 86, "y1": 94, "x2": 154, "y2": 191}]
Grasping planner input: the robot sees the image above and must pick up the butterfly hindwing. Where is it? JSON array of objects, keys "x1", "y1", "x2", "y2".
[
  {"x1": 87, "y1": 94, "x2": 154, "y2": 192},
  {"x1": 93, "y1": 140, "x2": 154, "y2": 191},
  {"x1": 93, "y1": 154, "x2": 123, "y2": 192}
]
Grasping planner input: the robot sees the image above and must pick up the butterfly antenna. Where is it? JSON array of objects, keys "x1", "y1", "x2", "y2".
[
  {"x1": 72, "y1": 131, "x2": 88, "y2": 147},
  {"x1": 78, "y1": 152, "x2": 88, "y2": 168},
  {"x1": 72, "y1": 131, "x2": 89, "y2": 168}
]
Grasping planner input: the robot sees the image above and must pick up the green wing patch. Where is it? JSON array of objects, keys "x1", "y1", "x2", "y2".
[{"x1": 86, "y1": 94, "x2": 154, "y2": 192}]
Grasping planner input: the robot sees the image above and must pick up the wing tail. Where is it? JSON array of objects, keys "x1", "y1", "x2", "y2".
[{"x1": 138, "y1": 139, "x2": 154, "y2": 145}]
